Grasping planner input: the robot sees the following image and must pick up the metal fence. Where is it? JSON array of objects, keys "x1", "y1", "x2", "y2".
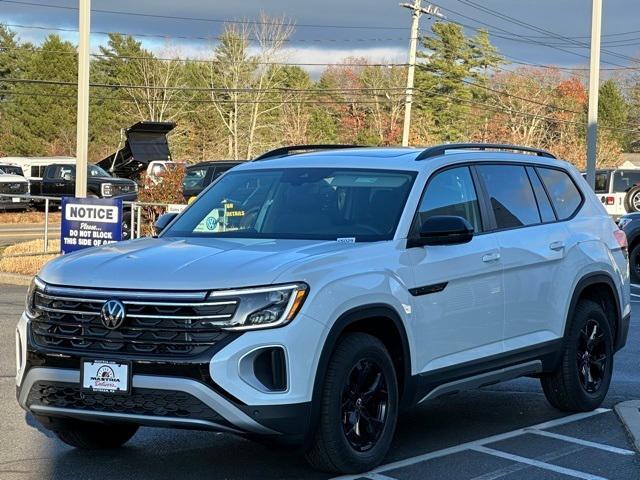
[{"x1": 0, "y1": 193, "x2": 184, "y2": 256}]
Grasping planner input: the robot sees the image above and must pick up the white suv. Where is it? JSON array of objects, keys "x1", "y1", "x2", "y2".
[{"x1": 16, "y1": 144, "x2": 630, "y2": 474}]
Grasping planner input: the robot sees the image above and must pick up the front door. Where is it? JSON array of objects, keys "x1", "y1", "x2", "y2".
[{"x1": 408, "y1": 166, "x2": 504, "y2": 374}]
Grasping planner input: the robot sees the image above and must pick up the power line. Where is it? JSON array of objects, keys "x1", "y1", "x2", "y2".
[
  {"x1": 0, "y1": 0, "x2": 407, "y2": 31},
  {"x1": 1, "y1": 84, "x2": 636, "y2": 135},
  {"x1": 453, "y1": 0, "x2": 640, "y2": 68},
  {"x1": 0, "y1": 77, "x2": 410, "y2": 93},
  {"x1": 0, "y1": 23, "x2": 411, "y2": 44},
  {"x1": 0, "y1": 46, "x2": 409, "y2": 68}
]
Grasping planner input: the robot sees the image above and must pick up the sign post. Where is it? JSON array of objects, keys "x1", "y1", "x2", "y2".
[{"x1": 61, "y1": 197, "x2": 123, "y2": 254}]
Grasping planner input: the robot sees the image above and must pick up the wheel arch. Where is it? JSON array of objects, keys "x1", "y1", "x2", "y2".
[
  {"x1": 565, "y1": 272, "x2": 622, "y2": 350},
  {"x1": 305, "y1": 304, "x2": 412, "y2": 446}
]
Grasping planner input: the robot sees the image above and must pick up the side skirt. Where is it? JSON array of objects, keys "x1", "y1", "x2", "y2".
[{"x1": 409, "y1": 340, "x2": 563, "y2": 406}]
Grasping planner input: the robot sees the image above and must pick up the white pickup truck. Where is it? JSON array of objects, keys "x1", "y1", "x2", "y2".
[{"x1": 0, "y1": 163, "x2": 29, "y2": 211}]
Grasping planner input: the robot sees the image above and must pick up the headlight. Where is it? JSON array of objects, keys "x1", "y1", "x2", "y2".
[
  {"x1": 101, "y1": 183, "x2": 113, "y2": 197},
  {"x1": 209, "y1": 283, "x2": 308, "y2": 331},
  {"x1": 25, "y1": 276, "x2": 44, "y2": 318}
]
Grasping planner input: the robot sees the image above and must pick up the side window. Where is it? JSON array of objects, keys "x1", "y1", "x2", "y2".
[
  {"x1": 183, "y1": 167, "x2": 208, "y2": 189},
  {"x1": 537, "y1": 167, "x2": 582, "y2": 220},
  {"x1": 526, "y1": 167, "x2": 556, "y2": 223},
  {"x1": 416, "y1": 166, "x2": 482, "y2": 232},
  {"x1": 477, "y1": 164, "x2": 540, "y2": 229},
  {"x1": 594, "y1": 172, "x2": 609, "y2": 193}
]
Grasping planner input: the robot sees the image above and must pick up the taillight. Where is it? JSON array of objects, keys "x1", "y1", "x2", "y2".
[
  {"x1": 606, "y1": 196, "x2": 615, "y2": 205},
  {"x1": 614, "y1": 229, "x2": 628, "y2": 257}
]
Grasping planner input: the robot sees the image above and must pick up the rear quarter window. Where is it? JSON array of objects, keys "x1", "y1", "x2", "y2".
[{"x1": 537, "y1": 167, "x2": 582, "y2": 220}]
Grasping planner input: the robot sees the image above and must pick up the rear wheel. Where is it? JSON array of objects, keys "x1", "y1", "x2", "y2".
[
  {"x1": 53, "y1": 420, "x2": 138, "y2": 449},
  {"x1": 305, "y1": 333, "x2": 398, "y2": 474},
  {"x1": 541, "y1": 299, "x2": 613, "y2": 411},
  {"x1": 630, "y1": 242, "x2": 640, "y2": 283}
]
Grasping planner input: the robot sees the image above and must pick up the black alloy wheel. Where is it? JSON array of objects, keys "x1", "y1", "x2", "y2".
[
  {"x1": 576, "y1": 318, "x2": 608, "y2": 394},
  {"x1": 341, "y1": 359, "x2": 389, "y2": 452},
  {"x1": 540, "y1": 299, "x2": 613, "y2": 412}
]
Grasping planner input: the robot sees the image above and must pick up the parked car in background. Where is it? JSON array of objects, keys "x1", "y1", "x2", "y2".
[
  {"x1": 29, "y1": 164, "x2": 138, "y2": 202},
  {"x1": 182, "y1": 160, "x2": 244, "y2": 202},
  {"x1": 584, "y1": 168, "x2": 640, "y2": 219},
  {"x1": 0, "y1": 156, "x2": 75, "y2": 183},
  {"x1": 0, "y1": 163, "x2": 29, "y2": 211},
  {"x1": 618, "y1": 213, "x2": 640, "y2": 282}
]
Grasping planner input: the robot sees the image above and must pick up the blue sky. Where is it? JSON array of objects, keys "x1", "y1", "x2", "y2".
[{"x1": 1, "y1": 0, "x2": 639, "y2": 73}]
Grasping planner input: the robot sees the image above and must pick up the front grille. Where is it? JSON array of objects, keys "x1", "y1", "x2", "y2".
[
  {"x1": 112, "y1": 183, "x2": 136, "y2": 195},
  {"x1": 0, "y1": 182, "x2": 28, "y2": 194},
  {"x1": 30, "y1": 288, "x2": 238, "y2": 356},
  {"x1": 27, "y1": 381, "x2": 225, "y2": 424}
]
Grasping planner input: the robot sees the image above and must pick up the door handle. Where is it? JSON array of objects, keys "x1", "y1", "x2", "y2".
[
  {"x1": 549, "y1": 241, "x2": 565, "y2": 251},
  {"x1": 482, "y1": 252, "x2": 501, "y2": 263}
]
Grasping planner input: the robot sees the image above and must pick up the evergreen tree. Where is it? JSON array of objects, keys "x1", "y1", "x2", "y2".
[
  {"x1": 415, "y1": 23, "x2": 502, "y2": 142},
  {"x1": 598, "y1": 79, "x2": 629, "y2": 150},
  {"x1": 0, "y1": 35, "x2": 77, "y2": 155}
]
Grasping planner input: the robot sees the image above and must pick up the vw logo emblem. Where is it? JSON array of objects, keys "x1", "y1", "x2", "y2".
[{"x1": 101, "y1": 299, "x2": 126, "y2": 330}]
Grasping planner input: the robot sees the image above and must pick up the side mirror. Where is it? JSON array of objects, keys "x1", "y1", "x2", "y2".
[
  {"x1": 154, "y1": 212, "x2": 178, "y2": 236},
  {"x1": 409, "y1": 215, "x2": 474, "y2": 248},
  {"x1": 62, "y1": 172, "x2": 73, "y2": 181}
]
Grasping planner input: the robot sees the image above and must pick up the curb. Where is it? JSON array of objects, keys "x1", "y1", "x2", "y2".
[
  {"x1": 0, "y1": 272, "x2": 33, "y2": 286},
  {"x1": 615, "y1": 400, "x2": 640, "y2": 452}
]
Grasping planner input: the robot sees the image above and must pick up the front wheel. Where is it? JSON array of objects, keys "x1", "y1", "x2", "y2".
[
  {"x1": 305, "y1": 333, "x2": 398, "y2": 474},
  {"x1": 541, "y1": 299, "x2": 614, "y2": 412}
]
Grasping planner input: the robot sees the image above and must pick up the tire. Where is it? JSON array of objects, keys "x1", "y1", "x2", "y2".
[
  {"x1": 541, "y1": 299, "x2": 614, "y2": 412},
  {"x1": 53, "y1": 420, "x2": 138, "y2": 449},
  {"x1": 630, "y1": 242, "x2": 640, "y2": 284},
  {"x1": 305, "y1": 333, "x2": 398, "y2": 474},
  {"x1": 624, "y1": 186, "x2": 640, "y2": 213}
]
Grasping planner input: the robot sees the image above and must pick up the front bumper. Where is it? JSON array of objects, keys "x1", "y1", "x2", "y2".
[
  {"x1": 16, "y1": 312, "x2": 319, "y2": 440},
  {"x1": 0, "y1": 195, "x2": 29, "y2": 210}
]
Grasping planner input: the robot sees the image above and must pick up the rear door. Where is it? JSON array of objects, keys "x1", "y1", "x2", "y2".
[
  {"x1": 409, "y1": 166, "x2": 505, "y2": 373},
  {"x1": 475, "y1": 163, "x2": 578, "y2": 352}
]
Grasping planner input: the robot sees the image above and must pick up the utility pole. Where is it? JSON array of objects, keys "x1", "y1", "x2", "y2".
[
  {"x1": 586, "y1": 0, "x2": 602, "y2": 191},
  {"x1": 400, "y1": 1, "x2": 443, "y2": 147},
  {"x1": 75, "y1": 0, "x2": 91, "y2": 198}
]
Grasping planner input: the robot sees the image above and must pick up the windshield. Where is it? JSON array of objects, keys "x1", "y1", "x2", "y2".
[
  {"x1": 0, "y1": 165, "x2": 23, "y2": 176},
  {"x1": 164, "y1": 168, "x2": 416, "y2": 241},
  {"x1": 88, "y1": 165, "x2": 111, "y2": 177}
]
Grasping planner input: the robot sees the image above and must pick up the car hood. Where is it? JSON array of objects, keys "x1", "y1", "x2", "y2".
[
  {"x1": 39, "y1": 236, "x2": 353, "y2": 290},
  {"x1": 0, "y1": 175, "x2": 27, "y2": 183}
]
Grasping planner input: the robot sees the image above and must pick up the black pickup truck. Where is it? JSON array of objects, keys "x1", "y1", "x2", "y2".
[{"x1": 30, "y1": 163, "x2": 137, "y2": 201}]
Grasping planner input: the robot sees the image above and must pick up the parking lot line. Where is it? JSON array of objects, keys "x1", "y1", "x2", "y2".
[
  {"x1": 470, "y1": 445, "x2": 607, "y2": 480},
  {"x1": 525, "y1": 428, "x2": 636, "y2": 455},
  {"x1": 365, "y1": 474, "x2": 398, "y2": 480},
  {"x1": 332, "y1": 409, "x2": 610, "y2": 480}
]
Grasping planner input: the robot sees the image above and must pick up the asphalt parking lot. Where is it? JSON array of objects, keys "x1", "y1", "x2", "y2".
[{"x1": 1, "y1": 283, "x2": 638, "y2": 480}]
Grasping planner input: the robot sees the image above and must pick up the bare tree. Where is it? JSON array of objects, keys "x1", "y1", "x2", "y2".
[
  {"x1": 203, "y1": 14, "x2": 293, "y2": 160},
  {"x1": 121, "y1": 47, "x2": 190, "y2": 122}
]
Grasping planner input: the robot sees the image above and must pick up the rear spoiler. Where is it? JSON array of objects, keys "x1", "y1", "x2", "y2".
[{"x1": 98, "y1": 121, "x2": 176, "y2": 179}]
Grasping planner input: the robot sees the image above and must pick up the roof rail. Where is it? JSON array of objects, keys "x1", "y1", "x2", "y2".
[
  {"x1": 253, "y1": 144, "x2": 363, "y2": 161},
  {"x1": 415, "y1": 143, "x2": 556, "y2": 161}
]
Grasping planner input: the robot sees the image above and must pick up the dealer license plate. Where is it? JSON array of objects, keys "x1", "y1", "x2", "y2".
[{"x1": 81, "y1": 360, "x2": 130, "y2": 393}]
